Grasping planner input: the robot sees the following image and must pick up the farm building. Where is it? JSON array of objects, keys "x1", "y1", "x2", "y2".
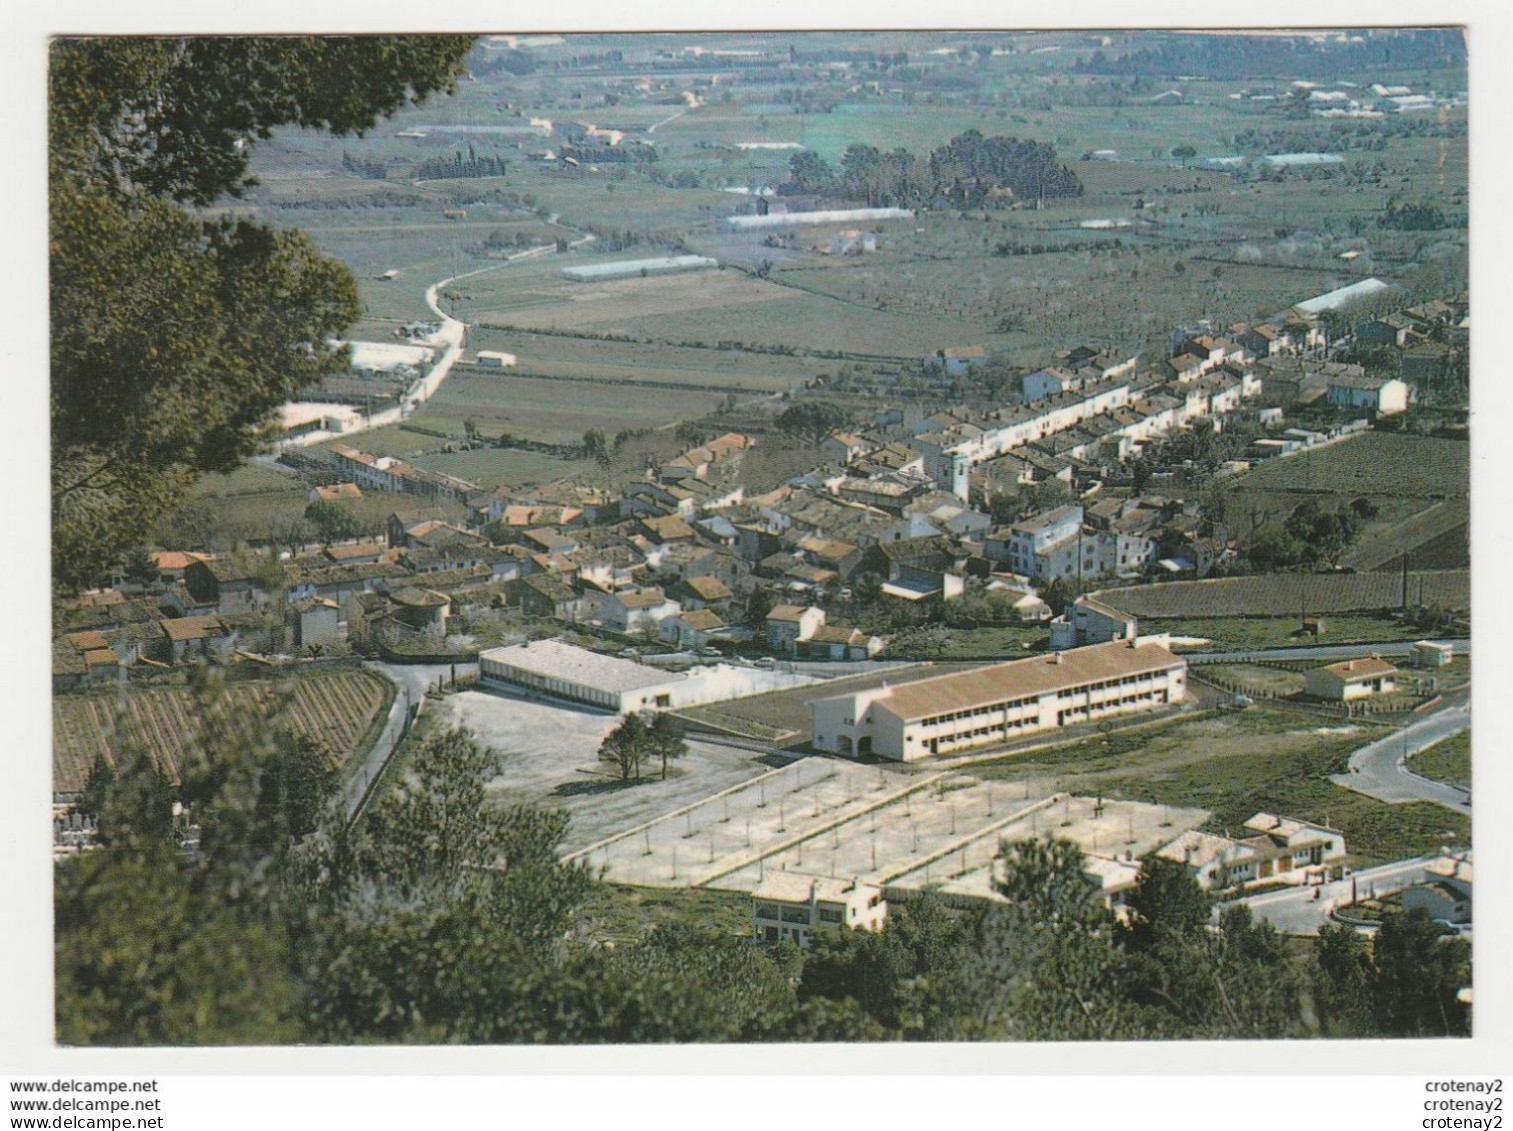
[
  {"x1": 294, "y1": 597, "x2": 341, "y2": 648},
  {"x1": 1303, "y1": 657, "x2": 1398, "y2": 701},
  {"x1": 476, "y1": 350, "x2": 518, "y2": 368},
  {"x1": 752, "y1": 873, "x2": 887, "y2": 947},
  {"x1": 1048, "y1": 595, "x2": 1138, "y2": 650},
  {"x1": 829, "y1": 229, "x2": 877, "y2": 255},
  {"x1": 924, "y1": 346, "x2": 988, "y2": 377},
  {"x1": 561, "y1": 255, "x2": 717, "y2": 282},
  {"x1": 335, "y1": 339, "x2": 434, "y2": 373},
  {"x1": 1254, "y1": 152, "x2": 1346, "y2": 173},
  {"x1": 810, "y1": 638, "x2": 1187, "y2": 761},
  {"x1": 721, "y1": 207, "x2": 913, "y2": 232}
]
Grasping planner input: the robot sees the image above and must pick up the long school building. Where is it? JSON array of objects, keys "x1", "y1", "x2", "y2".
[{"x1": 810, "y1": 639, "x2": 1186, "y2": 761}]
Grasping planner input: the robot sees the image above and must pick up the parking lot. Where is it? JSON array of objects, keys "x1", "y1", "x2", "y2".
[{"x1": 434, "y1": 685, "x2": 796, "y2": 852}]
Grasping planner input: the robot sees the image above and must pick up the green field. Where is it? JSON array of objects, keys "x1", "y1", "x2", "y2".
[
  {"x1": 417, "y1": 372, "x2": 728, "y2": 444},
  {"x1": 1148, "y1": 613, "x2": 1435, "y2": 653},
  {"x1": 1231, "y1": 433, "x2": 1469, "y2": 501}
]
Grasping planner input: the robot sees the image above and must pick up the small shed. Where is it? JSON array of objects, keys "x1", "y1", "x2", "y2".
[
  {"x1": 477, "y1": 350, "x2": 518, "y2": 368},
  {"x1": 1411, "y1": 640, "x2": 1453, "y2": 669}
]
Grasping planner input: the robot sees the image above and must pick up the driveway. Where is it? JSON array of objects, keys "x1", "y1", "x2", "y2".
[{"x1": 1328, "y1": 699, "x2": 1470, "y2": 813}]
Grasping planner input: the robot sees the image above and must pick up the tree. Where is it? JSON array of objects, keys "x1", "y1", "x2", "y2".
[
  {"x1": 1313, "y1": 922, "x2": 1375, "y2": 1036},
  {"x1": 774, "y1": 401, "x2": 852, "y2": 448},
  {"x1": 121, "y1": 546, "x2": 161, "y2": 589},
  {"x1": 933, "y1": 837, "x2": 1131, "y2": 1041},
  {"x1": 50, "y1": 36, "x2": 474, "y2": 593},
  {"x1": 598, "y1": 713, "x2": 649, "y2": 782},
  {"x1": 1120, "y1": 854, "x2": 1212, "y2": 955},
  {"x1": 582, "y1": 428, "x2": 610, "y2": 464},
  {"x1": 745, "y1": 585, "x2": 775, "y2": 627},
  {"x1": 647, "y1": 712, "x2": 688, "y2": 781}
]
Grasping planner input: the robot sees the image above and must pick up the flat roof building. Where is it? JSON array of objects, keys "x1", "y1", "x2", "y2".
[
  {"x1": 752, "y1": 873, "x2": 886, "y2": 947},
  {"x1": 481, "y1": 638, "x2": 690, "y2": 712},
  {"x1": 811, "y1": 638, "x2": 1186, "y2": 761}
]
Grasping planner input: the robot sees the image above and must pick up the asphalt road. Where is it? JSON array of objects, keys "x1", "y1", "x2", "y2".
[
  {"x1": 341, "y1": 661, "x2": 479, "y2": 819},
  {"x1": 1328, "y1": 698, "x2": 1471, "y2": 813},
  {"x1": 1232, "y1": 856, "x2": 1436, "y2": 935}
]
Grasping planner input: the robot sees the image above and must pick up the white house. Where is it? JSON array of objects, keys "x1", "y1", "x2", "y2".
[
  {"x1": 1303, "y1": 657, "x2": 1398, "y2": 700},
  {"x1": 766, "y1": 604, "x2": 826, "y2": 654},
  {"x1": 752, "y1": 873, "x2": 887, "y2": 946},
  {"x1": 1325, "y1": 373, "x2": 1409, "y2": 416}
]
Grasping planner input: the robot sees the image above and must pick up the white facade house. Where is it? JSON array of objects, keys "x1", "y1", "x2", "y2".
[
  {"x1": 1326, "y1": 373, "x2": 1409, "y2": 416},
  {"x1": 766, "y1": 604, "x2": 827, "y2": 654},
  {"x1": 1048, "y1": 596, "x2": 1138, "y2": 650},
  {"x1": 811, "y1": 639, "x2": 1187, "y2": 761},
  {"x1": 752, "y1": 873, "x2": 887, "y2": 946},
  {"x1": 1303, "y1": 657, "x2": 1398, "y2": 700},
  {"x1": 1159, "y1": 813, "x2": 1346, "y2": 891}
]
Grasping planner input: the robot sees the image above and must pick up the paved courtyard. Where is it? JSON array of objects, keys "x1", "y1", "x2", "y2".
[
  {"x1": 434, "y1": 685, "x2": 795, "y2": 852},
  {"x1": 572, "y1": 754, "x2": 1208, "y2": 898}
]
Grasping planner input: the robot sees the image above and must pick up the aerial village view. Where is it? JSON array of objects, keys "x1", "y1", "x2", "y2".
[{"x1": 49, "y1": 29, "x2": 1472, "y2": 1044}]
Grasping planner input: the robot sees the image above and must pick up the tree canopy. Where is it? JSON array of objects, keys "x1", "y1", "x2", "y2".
[{"x1": 50, "y1": 36, "x2": 474, "y2": 592}]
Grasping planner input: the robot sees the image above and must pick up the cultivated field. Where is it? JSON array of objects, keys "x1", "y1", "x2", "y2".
[
  {"x1": 414, "y1": 372, "x2": 729, "y2": 444},
  {"x1": 53, "y1": 668, "x2": 394, "y2": 794},
  {"x1": 1093, "y1": 569, "x2": 1469, "y2": 620},
  {"x1": 1230, "y1": 432, "x2": 1468, "y2": 501}
]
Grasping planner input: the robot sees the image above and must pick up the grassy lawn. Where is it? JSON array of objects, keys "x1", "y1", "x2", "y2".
[
  {"x1": 1408, "y1": 730, "x2": 1471, "y2": 790},
  {"x1": 968, "y1": 707, "x2": 1469, "y2": 868},
  {"x1": 1148, "y1": 613, "x2": 1440, "y2": 653},
  {"x1": 930, "y1": 625, "x2": 1047, "y2": 659},
  {"x1": 1202, "y1": 663, "x2": 1305, "y2": 696},
  {"x1": 570, "y1": 883, "x2": 754, "y2": 945}
]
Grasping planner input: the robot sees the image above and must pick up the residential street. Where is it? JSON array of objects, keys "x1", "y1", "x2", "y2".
[{"x1": 1328, "y1": 696, "x2": 1470, "y2": 812}]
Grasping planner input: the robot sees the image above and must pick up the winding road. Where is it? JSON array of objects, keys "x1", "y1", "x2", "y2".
[{"x1": 1328, "y1": 694, "x2": 1471, "y2": 813}]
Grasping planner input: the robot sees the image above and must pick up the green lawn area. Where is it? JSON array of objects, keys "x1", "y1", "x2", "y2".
[
  {"x1": 968, "y1": 707, "x2": 1469, "y2": 868},
  {"x1": 570, "y1": 883, "x2": 754, "y2": 946},
  {"x1": 930, "y1": 625, "x2": 1047, "y2": 659},
  {"x1": 1408, "y1": 730, "x2": 1470, "y2": 791}
]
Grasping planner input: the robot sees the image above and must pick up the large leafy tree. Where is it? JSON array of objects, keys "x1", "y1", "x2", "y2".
[{"x1": 50, "y1": 36, "x2": 474, "y2": 592}]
